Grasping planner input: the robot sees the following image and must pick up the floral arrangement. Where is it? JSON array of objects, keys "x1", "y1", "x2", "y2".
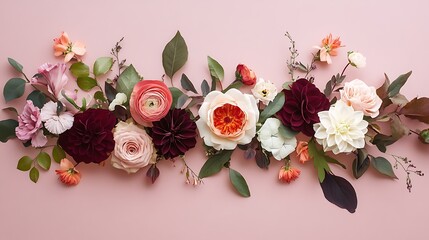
[{"x1": 1, "y1": 31, "x2": 427, "y2": 213}]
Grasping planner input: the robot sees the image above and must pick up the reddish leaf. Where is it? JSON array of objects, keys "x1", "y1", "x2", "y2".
[
  {"x1": 146, "y1": 164, "x2": 160, "y2": 184},
  {"x1": 320, "y1": 171, "x2": 358, "y2": 213},
  {"x1": 399, "y1": 97, "x2": 429, "y2": 124}
]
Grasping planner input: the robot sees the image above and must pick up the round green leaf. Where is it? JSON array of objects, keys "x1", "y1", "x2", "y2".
[
  {"x1": 229, "y1": 168, "x2": 251, "y2": 197},
  {"x1": 3, "y1": 78, "x2": 26, "y2": 102},
  {"x1": 17, "y1": 156, "x2": 33, "y2": 171},
  {"x1": 27, "y1": 90, "x2": 46, "y2": 108},
  {"x1": 29, "y1": 167, "x2": 39, "y2": 183},
  {"x1": 94, "y1": 57, "x2": 113, "y2": 76},
  {"x1": 36, "y1": 152, "x2": 51, "y2": 170},
  {"x1": 70, "y1": 62, "x2": 90, "y2": 78},
  {"x1": 77, "y1": 77, "x2": 97, "y2": 91},
  {"x1": 52, "y1": 145, "x2": 66, "y2": 164},
  {"x1": 94, "y1": 91, "x2": 107, "y2": 102},
  {"x1": 0, "y1": 119, "x2": 18, "y2": 143}
]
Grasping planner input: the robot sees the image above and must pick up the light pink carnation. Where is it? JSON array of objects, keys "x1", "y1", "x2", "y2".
[
  {"x1": 15, "y1": 100, "x2": 47, "y2": 147},
  {"x1": 340, "y1": 79, "x2": 382, "y2": 118},
  {"x1": 31, "y1": 63, "x2": 69, "y2": 99}
]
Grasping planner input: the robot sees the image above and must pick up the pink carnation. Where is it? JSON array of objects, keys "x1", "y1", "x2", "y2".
[
  {"x1": 31, "y1": 63, "x2": 69, "y2": 99},
  {"x1": 15, "y1": 101, "x2": 47, "y2": 147}
]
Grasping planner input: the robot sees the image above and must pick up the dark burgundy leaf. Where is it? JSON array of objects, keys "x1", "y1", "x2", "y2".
[
  {"x1": 255, "y1": 149, "x2": 270, "y2": 169},
  {"x1": 114, "y1": 105, "x2": 128, "y2": 121},
  {"x1": 352, "y1": 149, "x2": 370, "y2": 179},
  {"x1": 105, "y1": 82, "x2": 118, "y2": 103},
  {"x1": 320, "y1": 171, "x2": 358, "y2": 213},
  {"x1": 146, "y1": 164, "x2": 160, "y2": 184}
]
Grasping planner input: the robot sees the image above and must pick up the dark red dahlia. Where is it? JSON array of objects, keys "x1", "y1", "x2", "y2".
[
  {"x1": 58, "y1": 109, "x2": 116, "y2": 164},
  {"x1": 150, "y1": 108, "x2": 197, "y2": 159},
  {"x1": 276, "y1": 78, "x2": 330, "y2": 136}
]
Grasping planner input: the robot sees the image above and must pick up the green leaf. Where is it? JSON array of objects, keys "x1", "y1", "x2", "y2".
[
  {"x1": 229, "y1": 168, "x2": 251, "y2": 197},
  {"x1": 371, "y1": 156, "x2": 398, "y2": 179},
  {"x1": 352, "y1": 149, "x2": 370, "y2": 179},
  {"x1": 17, "y1": 156, "x2": 33, "y2": 171},
  {"x1": 199, "y1": 150, "x2": 233, "y2": 178},
  {"x1": 207, "y1": 56, "x2": 224, "y2": 82},
  {"x1": 36, "y1": 152, "x2": 51, "y2": 170},
  {"x1": 201, "y1": 80, "x2": 210, "y2": 97},
  {"x1": 325, "y1": 156, "x2": 347, "y2": 169},
  {"x1": 52, "y1": 145, "x2": 66, "y2": 164},
  {"x1": 116, "y1": 65, "x2": 141, "y2": 99},
  {"x1": 223, "y1": 81, "x2": 244, "y2": 93},
  {"x1": 8, "y1": 58, "x2": 24, "y2": 73},
  {"x1": 29, "y1": 167, "x2": 39, "y2": 183},
  {"x1": 169, "y1": 87, "x2": 185, "y2": 110},
  {"x1": 3, "y1": 78, "x2": 26, "y2": 102},
  {"x1": 278, "y1": 124, "x2": 298, "y2": 139},
  {"x1": 26, "y1": 90, "x2": 46, "y2": 108},
  {"x1": 69, "y1": 62, "x2": 90, "y2": 78},
  {"x1": 259, "y1": 92, "x2": 285, "y2": 123},
  {"x1": 180, "y1": 74, "x2": 198, "y2": 94},
  {"x1": 94, "y1": 91, "x2": 107, "y2": 102},
  {"x1": 387, "y1": 71, "x2": 412, "y2": 98},
  {"x1": 2, "y1": 107, "x2": 18, "y2": 116},
  {"x1": 77, "y1": 77, "x2": 97, "y2": 91},
  {"x1": 105, "y1": 82, "x2": 118, "y2": 102},
  {"x1": 94, "y1": 57, "x2": 113, "y2": 76},
  {"x1": 176, "y1": 94, "x2": 189, "y2": 109},
  {"x1": 308, "y1": 139, "x2": 331, "y2": 182},
  {"x1": 162, "y1": 31, "x2": 188, "y2": 79},
  {"x1": 0, "y1": 119, "x2": 18, "y2": 142}
]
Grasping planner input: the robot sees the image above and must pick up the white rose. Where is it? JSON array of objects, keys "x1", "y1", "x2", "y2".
[
  {"x1": 314, "y1": 101, "x2": 368, "y2": 154},
  {"x1": 111, "y1": 121, "x2": 156, "y2": 173},
  {"x1": 251, "y1": 78, "x2": 278, "y2": 105},
  {"x1": 257, "y1": 118, "x2": 297, "y2": 160},
  {"x1": 196, "y1": 89, "x2": 259, "y2": 150},
  {"x1": 340, "y1": 79, "x2": 382, "y2": 118},
  {"x1": 348, "y1": 51, "x2": 366, "y2": 68}
]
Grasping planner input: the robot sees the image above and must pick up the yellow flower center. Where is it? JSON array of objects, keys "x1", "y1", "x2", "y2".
[
  {"x1": 335, "y1": 122, "x2": 350, "y2": 135},
  {"x1": 212, "y1": 103, "x2": 246, "y2": 136}
]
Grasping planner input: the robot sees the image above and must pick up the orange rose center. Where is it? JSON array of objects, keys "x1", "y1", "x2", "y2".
[{"x1": 212, "y1": 103, "x2": 246, "y2": 136}]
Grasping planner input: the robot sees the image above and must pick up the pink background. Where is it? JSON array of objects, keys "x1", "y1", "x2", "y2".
[{"x1": 1, "y1": 0, "x2": 429, "y2": 239}]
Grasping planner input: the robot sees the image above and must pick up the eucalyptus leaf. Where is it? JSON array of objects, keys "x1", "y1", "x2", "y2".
[
  {"x1": 207, "y1": 56, "x2": 224, "y2": 82},
  {"x1": 26, "y1": 90, "x2": 46, "y2": 108},
  {"x1": 169, "y1": 87, "x2": 185, "y2": 110},
  {"x1": 3, "y1": 78, "x2": 26, "y2": 102},
  {"x1": 278, "y1": 124, "x2": 298, "y2": 139},
  {"x1": 77, "y1": 77, "x2": 97, "y2": 91},
  {"x1": 69, "y1": 62, "x2": 90, "y2": 78},
  {"x1": 199, "y1": 150, "x2": 233, "y2": 178},
  {"x1": 259, "y1": 92, "x2": 285, "y2": 123},
  {"x1": 29, "y1": 167, "x2": 39, "y2": 183},
  {"x1": 352, "y1": 149, "x2": 370, "y2": 179},
  {"x1": 36, "y1": 152, "x2": 51, "y2": 171},
  {"x1": 201, "y1": 80, "x2": 210, "y2": 97},
  {"x1": 176, "y1": 94, "x2": 189, "y2": 109},
  {"x1": 94, "y1": 57, "x2": 113, "y2": 76},
  {"x1": 320, "y1": 171, "x2": 358, "y2": 213},
  {"x1": 387, "y1": 71, "x2": 412, "y2": 98},
  {"x1": 229, "y1": 168, "x2": 251, "y2": 197},
  {"x1": 0, "y1": 119, "x2": 18, "y2": 143},
  {"x1": 162, "y1": 31, "x2": 188, "y2": 79},
  {"x1": 371, "y1": 156, "x2": 398, "y2": 179},
  {"x1": 8, "y1": 58, "x2": 24, "y2": 73},
  {"x1": 17, "y1": 156, "x2": 33, "y2": 171},
  {"x1": 116, "y1": 65, "x2": 141, "y2": 99},
  {"x1": 52, "y1": 145, "x2": 66, "y2": 164},
  {"x1": 180, "y1": 74, "x2": 198, "y2": 94}
]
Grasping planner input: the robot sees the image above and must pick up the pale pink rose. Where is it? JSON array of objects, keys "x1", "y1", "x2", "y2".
[
  {"x1": 53, "y1": 32, "x2": 86, "y2": 62},
  {"x1": 111, "y1": 121, "x2": 157, "y2": 173},
  {"x1": 196, "y1": 89, "x2": 259, "y2": 150},
  {"x1": 15, "y1": 100, "x2": 47, "y2": 147},
  {"x1": 129, "y1": 80, "x2": 173, "y2": 126},
  {"x1": 31, "y1": 63, "x2": 69, "y2": 99},
  {"x1": 340, "y1": 79, "x2": 382, "y2": 118}
]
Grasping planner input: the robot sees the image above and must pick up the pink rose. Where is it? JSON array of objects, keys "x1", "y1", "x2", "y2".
[
  {"x1": 236, "y1": 64, "x2": 257, "y2": 85},
  {"x1": 129, "y1": 80, "x2": 173, "y2": 126},
  {"x1": 15, "y1": 100, "x2": 47, "y2": 147},
  {"x1": 111, "y1": 121, "x2": 156, "y2": 173},
  {"x1": 31, "y1": 63, "x2": 69, "y2": 99},
  {"x1": 340, "y1": 79, "x2": 382, "y2": 118}
]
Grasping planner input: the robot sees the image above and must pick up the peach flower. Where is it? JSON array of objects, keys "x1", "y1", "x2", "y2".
[
  {"x1": 296, "y1": 141, "x2": 311, "y2": 163},
  {"x1": 196, "y1": 89, "x2": 259, "y2": 150},
  {"x1": 111, "y1": 121, "x2": 156, "y2": 173},
  {"x1": 55, "y1": 158, "x2": 81, "y2": 186},
  {"x1": 53, "y1": 32, "x2": 86, "y2": 62},
  {"x1": 129, "y1": 80, "x2": 173, "y2": 126},
  {"x1": 340, "y1": 79, "x2": 382, "y2": 118},
  {"x1": 314, "y1": 34, "x2": 342, "y2": 64},
  {"x1": 278, "y1": 165, "x2": 301, "y2": 183}
]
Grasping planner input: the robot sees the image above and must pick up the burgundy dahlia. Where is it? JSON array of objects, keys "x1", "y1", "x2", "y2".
[
  {"x1": 58, "y1": 109, "x2": 116, "y2": 164},
  {"x1": 277, "y1": 78, "x2": 330, "y2": 136},
  {"x1": 150, "y1": 108, "x2": 197, "y2": 159}
]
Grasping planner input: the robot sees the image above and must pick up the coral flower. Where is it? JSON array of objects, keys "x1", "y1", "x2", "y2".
[
  {"x1": 53, "y1": 32, "x2": 86, "y2": 62},
  {"x1": 315, "y1": 34, "x2": 342, "y2": 64},
  {"x1": 296, "y1": 141, "x2": 311, "y2": 163},
  {"x1": 278, "y1": 165, "x2": 301, "y2": 183},
  {"x1": 55, "y1": 158, "x2": 81, "y2": 186}
]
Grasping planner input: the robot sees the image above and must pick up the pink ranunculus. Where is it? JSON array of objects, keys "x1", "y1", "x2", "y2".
[
  {"x1": 129, "y1": 80, "x2": 173, "y2": 126},
  {"x1": 111, "y1": 121, "x2": 156, "y2": 173},
  {"x1": 340, "y1": 79, "x2": 382, "y2": 118},
  {"x1": 31, "y1": 63, "x2": 69, "y2": 99},
  {"x1": 15, "y1": 100, "x2": 47, "y2": 147},
  {"x1": 53, "y1": 32, "x2": 86, "y2": 62}
]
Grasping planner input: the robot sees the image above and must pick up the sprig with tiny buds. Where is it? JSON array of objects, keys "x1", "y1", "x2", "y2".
[
  {"x1": 180, "y1": 157, "x2": 203, "y2": 186},
  {"x1": 285, "y1": 32, "x2": 317, "y2": 82},
  {"x1": 392, "y1": 154, "x2": 424, "y2": 192},
  {"x1": 110, "y1": 37, "x2": 127, "y2": 82}
]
